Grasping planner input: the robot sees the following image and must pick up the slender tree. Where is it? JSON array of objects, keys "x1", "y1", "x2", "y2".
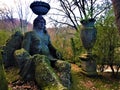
[
  {"x1": 14, "y1": 0, "x2": 32, "y2": 33},
  {"x1": 0, "y1": 0, "x2": 33, "y2": 32},
  {"x1": 95, "y1": 9, "x2": 120, "y2": 77},
  {"x1": 0, "y1": 7, "x2": 16, "y2": 31}
]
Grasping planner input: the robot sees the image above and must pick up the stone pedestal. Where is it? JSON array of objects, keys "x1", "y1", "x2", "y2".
[{"x1": 80, "y1": 54, "x2": 97, "y2": 76}]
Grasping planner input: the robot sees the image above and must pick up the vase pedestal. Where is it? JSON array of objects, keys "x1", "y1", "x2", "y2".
[{"x1": 80, "y1": 54, "x2": 97, "y2": 76}]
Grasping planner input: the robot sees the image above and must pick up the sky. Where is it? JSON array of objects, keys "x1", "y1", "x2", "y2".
[
  {"x1": 0, "y1": 0, "x2": 111, "y2": 28},
  {"x1": 0, "y1": 0, "x2": 60, "y2": 27}
]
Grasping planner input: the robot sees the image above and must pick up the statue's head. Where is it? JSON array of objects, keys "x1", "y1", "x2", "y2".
[{"x1": 33, "y1": 15, "x2": 46, "y2": 30}]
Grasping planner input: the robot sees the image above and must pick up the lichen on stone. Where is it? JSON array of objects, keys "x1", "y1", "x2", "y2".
[{"x1": 32, "y1": 54, "x2": 66, "y2": 90}]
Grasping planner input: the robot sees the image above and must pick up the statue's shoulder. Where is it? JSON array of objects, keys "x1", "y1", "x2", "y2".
[
  {"x1": 24, "y1": 31, "x2": 33, "y2": 34},
  {"x1": 24, "y1": 31, "x2": 36, "y2": 36},
  {"x1": 7, "y1": 31, "x2": 23, "y2": 44},
  {"x1": 2, "y1": 31, "x2": 23, "y2": 67}
]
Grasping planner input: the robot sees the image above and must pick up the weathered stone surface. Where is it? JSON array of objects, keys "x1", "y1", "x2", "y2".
[
  {"x1": 14, "y1": 49, "x2": 71, "y2": 89},
  {"x1": 2, "y1": 31, "x2": 23, "y2": 67},
  {"x1": 1, "y1": 12, "x2": 72, "y2": 90},
  {"x1": 55, "y1": 60, "x2": 71, "y2": 89},
  {"x1": 80, "y1": 54, "x2": 97, "y2": 76},
  {"x1": 14, "y1": 48, "x2": 35, "y2": 81},
  {"x1": 14, "y1": 48, "x2": 30, "y2": 69},
  {"x1": 33, "y1": 54, "x2": 67, "y2": 90}
]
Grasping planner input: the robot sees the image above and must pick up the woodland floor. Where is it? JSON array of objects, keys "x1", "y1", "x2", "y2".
[{"x1": 7, "y1": 64, "x2": 120, "y2": 90}]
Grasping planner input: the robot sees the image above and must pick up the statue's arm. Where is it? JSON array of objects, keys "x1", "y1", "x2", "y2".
[
  {"x1": 48, "y1": 35, "x2": 62, "y2": 59},
  {"x1": 22, "y1": 32, "x2": 31, "y2": 52},
  {"x1": 48, "y1": 42, "x2": 57, "y2": 58}
]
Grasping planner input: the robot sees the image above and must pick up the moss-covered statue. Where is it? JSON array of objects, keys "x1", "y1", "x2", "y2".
[{"x1": 2, "y1": 13, "x2": 71, "y2": 90}]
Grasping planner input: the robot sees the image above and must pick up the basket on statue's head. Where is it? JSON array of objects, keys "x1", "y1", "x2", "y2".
[{"x1": 30, "y1": 1, "x2": 50, "y2": 15}]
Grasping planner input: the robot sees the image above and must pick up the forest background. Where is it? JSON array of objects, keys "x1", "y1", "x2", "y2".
[{"x1": 0, "y1": 0, "x2": 120, "y2": 90}]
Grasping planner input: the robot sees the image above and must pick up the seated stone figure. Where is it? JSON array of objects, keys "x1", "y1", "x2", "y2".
[{"x1": 13, "y1": 16, "x2": 71, "y2": 90}]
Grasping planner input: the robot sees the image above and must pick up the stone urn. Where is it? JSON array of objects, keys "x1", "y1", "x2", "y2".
[
  {"x1": 80, "y1": 18, "x2": 97, "y2": 55},
  {"x1": 80, "y1": 18, "x2": 97, "y2": 76},
  {"x1": 30, "y1": 1, "x2": 50, "y2": 15}
]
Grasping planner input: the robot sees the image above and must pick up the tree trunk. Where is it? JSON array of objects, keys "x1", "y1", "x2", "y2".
[
  {"x1": 112, "y1": 0, "x2": 120, "y2": 33},
  {"x1": 110, "y1": 65, "x2": 115, "y2": 77},
  {"x1": 116, "y1": 66, "x2": 120, "y2": 77}
]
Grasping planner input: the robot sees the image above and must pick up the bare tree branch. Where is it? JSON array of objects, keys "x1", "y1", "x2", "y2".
[
  {"x1": 94, "y1": 4, "x2": 112, "y2": 18},
  {"x1": 48, "y1": 0, "x2": 111, "y2": 31},
  {"x1": 49, "y1": 17, "x2": 77, "y2": 30}
]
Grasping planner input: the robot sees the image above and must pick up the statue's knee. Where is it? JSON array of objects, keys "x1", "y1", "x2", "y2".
[
  {"x1": 14, "y1": 48, "x2": 30, "y2": 68},
  {"x1": 32, "y1": 54, "x2": 51, "y2": 65},
  {"x1": 55, "y1": 60, "x2": 71, "y2": 72}
]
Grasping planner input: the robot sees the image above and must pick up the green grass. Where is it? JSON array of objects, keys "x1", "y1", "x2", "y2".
[
  {"x1": 4, "y1": 64, "x2": 120, "y2": 90},
  {"x1": 70, "y1": 70, "x2": 87, "y2": 90},
  {"x1": 70, "y1": 67, "x2": 120, "y2": 90}
]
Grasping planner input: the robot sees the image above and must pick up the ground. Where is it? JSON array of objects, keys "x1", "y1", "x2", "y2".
[{"x1": 6, "y1": 64, "x2": 120, "y2": 90}]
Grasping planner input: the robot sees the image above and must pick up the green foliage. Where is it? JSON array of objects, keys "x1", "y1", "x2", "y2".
[
  {"x1": 70, "y1": 30, "x2": 85, "y2": 65},
  {"x1": 0, "y1": 30, "x2": 11, "y2": 59},
  {"x1": 94, "y1": 9, "x2": 120, "y2": 75},
  {"x1": 0, "y1": 63, "x2": 8, "y2": 90},
  {"x1": 0, "y1": 30, "x2": 11, "y2": 90},
  {"x1": 51, "y1": 27, "x2": 85, "y2": 65},
  {"x1": 70, "y1": 71, "x2": 87, "y2": 90},
  {"x1": 51, "y1": 28, "x2": 75, "y2": 60},
  {"x1": 70, "y1": 66, "x2": 120, "y2": 90},
  {"x1": 0, "y1": 30, "x2": 11, "y2": 46}
]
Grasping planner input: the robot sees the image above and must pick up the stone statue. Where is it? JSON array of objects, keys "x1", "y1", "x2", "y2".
[
  {"x1": 13, "y1": 15, "x2": 71, "y2": 90},
  {"x1": 2, "y1": 1, "x2": 71, "y2": 90},
  {"x1": 22, "y1": 15, "x2": 60, "y2": 62}
]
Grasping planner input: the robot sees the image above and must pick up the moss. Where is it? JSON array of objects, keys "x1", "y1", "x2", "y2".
[
  {"x1": 2, "y1": 31, "x2": 23, "y2": 67},
  {"x1": 55, "y1": 60, "x2": 70, "y2": 72},
  {"x1": 33, "y1": 54, "x2": 66, "y2": 90},
  {"x1": 5, "y1": 67, "x2": 20, "y2": 83},
  {"x1": 43, "y1": 83, "x2": 67, "y2": 90},
  {"x1": 14, "y1": 48, "x2": 30, "y2": 58}
]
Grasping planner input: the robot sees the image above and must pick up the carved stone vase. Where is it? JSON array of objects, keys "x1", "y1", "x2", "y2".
[
  {"x1": 80, "y1": 18, "x2": 97, "y2": 55},
  {"x1": 30, "y1": 1, "x2": 50, "y2": 15},
  {"x1": 80, "y1": 18, "x2": 97, "y2": 76}
]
